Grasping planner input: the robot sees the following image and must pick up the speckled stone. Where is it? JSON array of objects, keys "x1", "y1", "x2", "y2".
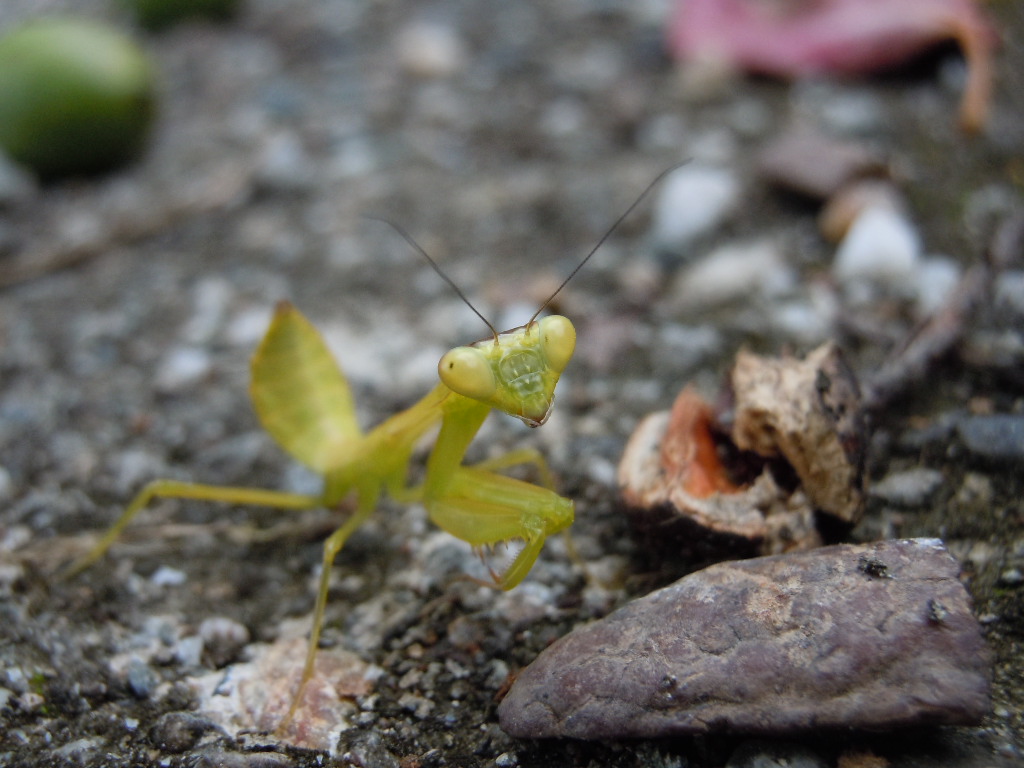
[{"x1": 498, "y1": 538, "x2": 990, "y2": 739}]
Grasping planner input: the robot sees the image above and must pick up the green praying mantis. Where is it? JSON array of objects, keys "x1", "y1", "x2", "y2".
[{"x1": 62, "y1": 165, "x2": 681, "y2": 725}]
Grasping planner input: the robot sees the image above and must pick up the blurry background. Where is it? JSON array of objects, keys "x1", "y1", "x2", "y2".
[{"x1": 0, "y1": 1, "x2": 1022, "y2": 766}]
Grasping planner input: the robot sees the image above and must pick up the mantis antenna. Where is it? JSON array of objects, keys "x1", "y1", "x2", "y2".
[
  {"x1": 363, "y1": 215, "x2": 501, "y2": 343},
  {"x1": 528, "y1": 160, "x2": 690, "y2": 326},
  {"x1": 367, "y1": 161, "x2": 689, "y2": 338}
]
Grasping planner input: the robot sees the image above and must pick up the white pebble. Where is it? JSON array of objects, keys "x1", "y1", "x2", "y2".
[
  {"x1": 199, "y1": 617, "x2": 250, "y2": 666},
  {"x1": 225, "y1": 305, "x2": 274, "y2": 347},
  {"x1": 651, "y1": 164, "x2": 741, "y2": 251},
  {"x1": 395, "y1": 21, "x2": 465, "y2": 78},
  {"x1": 995, "y1": 270, "x2": 1024, "y2": 318},
  {"x1": 833, "y1": 206, "x2": 922, "y2": 298},
  {"x1": 669, "y1": 239, "x2": 794, "y2": 312},
  {"x1": 772, "y1": 299, "x2": 834, "y2": 345},
  {"x1": 175, "y1": 635, "x2": 204, "y2": 668},
  {"x1": 184, "y1": 277, "x2": 235, "y2": 344},
  {"x1": 150, "y1": 565, "x2": 187, "y2": 587},
  {"x1": 257, "y1": 131, "x2": 315, "y2": 192},
  {"x1": 915, "y1": 256, "x2": 961, "y2": 317},
  {"x1": 870, "y1": 468, "x2": 945, "y2": 507},
  {"x1": 155, "y1": 346, "x2": 213, "y2": 392}
]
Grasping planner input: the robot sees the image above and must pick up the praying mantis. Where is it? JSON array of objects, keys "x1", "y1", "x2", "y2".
[{"x1": 62, "y1": 165, "x2": 681, "y2": 725}]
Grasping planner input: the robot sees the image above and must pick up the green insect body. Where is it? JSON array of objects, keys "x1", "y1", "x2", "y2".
[
  {"x1": 66, "y1": 302, "x2": 576, "y2": 724},
  {"x1": 64, "y1": 164, "x2": 681, "y2": 729}
]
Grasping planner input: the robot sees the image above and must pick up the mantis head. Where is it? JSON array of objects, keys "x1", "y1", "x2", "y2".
[
  {"x1": 438, "y1": 315, "x2": 576, "y2": 427},
  {"x1": 373, "y1": 163, "x2": 684, "y2": 429}
]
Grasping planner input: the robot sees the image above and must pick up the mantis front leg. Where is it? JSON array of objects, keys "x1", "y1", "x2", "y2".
[{"x1": 422, "y1": 400, "x2": 575, "y2": 590}]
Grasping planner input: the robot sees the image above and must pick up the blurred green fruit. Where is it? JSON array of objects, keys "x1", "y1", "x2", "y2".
[
  {"x1": 123, "y1": 0, "x2": 241, "y2": 30},
  {"x1": 0, "y1": 18, "x2": 157, "y2": 179}
]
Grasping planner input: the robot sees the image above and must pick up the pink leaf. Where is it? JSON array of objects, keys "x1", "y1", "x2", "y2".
[{"x1": 667, "y1": 0, "x2": 997, "y2": 132}]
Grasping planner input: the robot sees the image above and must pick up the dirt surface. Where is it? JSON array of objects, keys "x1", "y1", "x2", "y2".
[{"x1": 1, "y1": 1, "x2": 1022, "y2": 766}]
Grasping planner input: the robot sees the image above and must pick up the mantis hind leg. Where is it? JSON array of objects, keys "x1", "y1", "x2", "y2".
[
  {"x1": 61, "y1": 479, "x2": 322, "y2": 579},
  {"x1": 279, "y1": 490, "x2": 375, "y2": 730}
]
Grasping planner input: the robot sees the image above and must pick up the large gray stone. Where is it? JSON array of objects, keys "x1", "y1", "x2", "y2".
[{"x1": 499, "y1": 539, "x2": 990, "y2": 739}]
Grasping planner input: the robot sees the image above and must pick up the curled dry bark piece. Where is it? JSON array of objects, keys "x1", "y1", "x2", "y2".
[
  {"x1": 731, "y1": 341, "x2": 865, "y2": 524},
  {"x1": 619, "y1": 343, "x2": 863, "y2": 557},
  {"x1": 498, "y1": 538, "x2": 991, "y2": 739},
  {"x1": 619, "y1": 389, "x2": 820, "y2": 556}
]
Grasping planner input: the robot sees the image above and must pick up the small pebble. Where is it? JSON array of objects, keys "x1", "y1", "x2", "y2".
[
  {"x1": 225, "y1": 305, "x2": 274, "y2": 347},
  {"x1": 994, "y1": 270, "x2": 1024, "y2": 318},
  {"x1": 758, "y1": 129, "x2": 885, "y2": 201},
  {"x1": 395, "y1": 20, "x2": 466, "y2": 78},
  {"x1": 150, "y1": 565, "x2": 188, "y2": 587},
  {"x1": 127, "y1": 658, "x2": 158, "y2": 698},
  {"x1": 726, "y1": 740, "x2": 828, "y2": 768},
  {"x1": 52, "y1": 738, "x2": 103, "y2": 763},
  {"x1": 667, "y1": 238, "x2": 794, "y2": 313},
  {"x1": 175, "y1": 635, "x2": 205, "y2": 668},
  {"x1": 198, "y1": 617, "x2": 250, "y2": 668},
  {"x1": 956, "y1": 414, "x2": 1024, "y2": 464},
  {"x1": 651, "y1": 164, "x2": 741, "y2": 251},
  {"x1": 813, "y1": 88, "x2": 886, "y2": 135},
  {"x1": 998, "y1": 568, "x2": 1023, "y2": 587},
  {"x1": 184, "y1": 277, "x2": 235, "y2": 345},
  {"x1": 341, "y1": 730, "x2": 401, "y2": 768},
  {"x1": 869, "y1": 467, "x2": 945, "y2": 507},
  {"x1": 834, "y1": 206, "x2": 922, "y2": 300},
  {"x1": 256, "y1": 131, "x2": 316, "y2": 192},
  {"x1": 154, "y1": 346, "x2": 213, "y2": 393},
  {"x1": 955, "y1": 472, "x2": 994, "y2": 507},
  {"x1": 149, "y1": 711, "x2": 217, "y2": 753},
  {"x1": 915, "y1": 256, "x2": 961, "y2": 317}
]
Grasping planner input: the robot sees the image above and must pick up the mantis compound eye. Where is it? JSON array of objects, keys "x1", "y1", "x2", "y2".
[
  {"x1": 439, "y1": 346, "x2": 497, "y2": 400},
  {"x1": 538, "y1": 315, "x2": 576, "y2": 374}
]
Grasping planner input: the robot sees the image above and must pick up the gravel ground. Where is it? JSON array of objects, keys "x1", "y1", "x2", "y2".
[{"x1": 1, "y1": 1, "x2": 1022, "y2": 766}]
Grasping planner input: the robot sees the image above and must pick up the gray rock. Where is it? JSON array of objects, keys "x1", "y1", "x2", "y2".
[
  {"x1": 198, "y1": 616, "x2": 251, "y2": 668},
  {"x1": 651, "y1": 164, "x2": 741, "y2": 251},
  {"x1": 149, "y1": 711, "x2": 218, "y2": 753},
  {"x1": 869, "y1": 467, "x2": 945, "y2": 507},
  {"x1": 127, "y1": 658, "x2": 158, "y2": 699},
  {"x1": 956, "y1": 414, "x2": 1024, "y2": 464},
  {"x1": 756, "y1": 129, "x2": 886, "y2": 200},
  {"x1": 498, "y1": 539, "x2": 990, "y2": 739}
]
